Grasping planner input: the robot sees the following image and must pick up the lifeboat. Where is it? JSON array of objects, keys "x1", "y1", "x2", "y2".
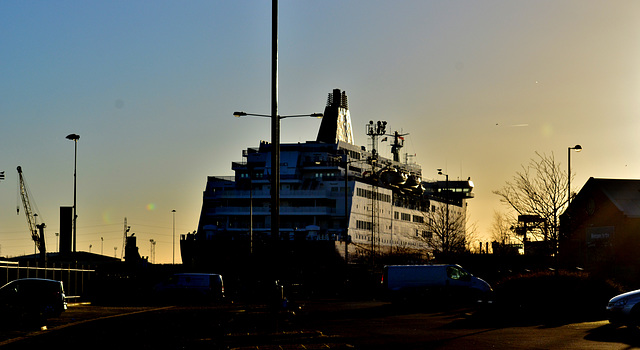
[
  {"x1": 405, "y1": 174, "x2": 421, "y2": 188},
  {"x1": 378, "y1": 168, "x2": 407, "y2": 187}
]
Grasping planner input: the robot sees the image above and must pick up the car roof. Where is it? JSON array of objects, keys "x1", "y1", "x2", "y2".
[
  {"x1": 12, "y1": 278, "x2": 62, "y2": 283},
  {"x1": 1, "y1": 278, "x2": 62, "y2": 288}
]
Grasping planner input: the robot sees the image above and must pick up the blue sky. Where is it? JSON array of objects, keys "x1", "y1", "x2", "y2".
[{"x1": 1, "y1": 1, "x2": 639, "y2": 262}]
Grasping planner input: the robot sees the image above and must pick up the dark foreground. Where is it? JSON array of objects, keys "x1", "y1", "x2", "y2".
[{"x1": 0, "y1": 300, "x2": 638, "y2": 349}]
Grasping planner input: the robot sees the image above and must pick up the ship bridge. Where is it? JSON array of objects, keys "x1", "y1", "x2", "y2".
[{"x1": 423, "y1": 179, "x2": 475, "y2": 206}]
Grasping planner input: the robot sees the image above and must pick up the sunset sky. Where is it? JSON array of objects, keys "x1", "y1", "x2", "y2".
[{"x1": 1, "y1": 1, "x2": 639, "y2": 263}]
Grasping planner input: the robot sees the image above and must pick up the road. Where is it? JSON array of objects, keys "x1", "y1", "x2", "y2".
[
  {"x1": 300, "y1": 300, "x2": 640, "y2": 349},
  {"x1": 0, "y1": 300, "x2": 638, "y2": 349}
]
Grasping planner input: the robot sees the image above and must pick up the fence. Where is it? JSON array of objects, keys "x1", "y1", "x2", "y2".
[{"x1": 0, "y1": 260, "x2": 95, "y2": 299}]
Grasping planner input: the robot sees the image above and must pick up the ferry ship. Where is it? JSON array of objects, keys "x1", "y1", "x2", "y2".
[{"x1": 181, "y1": 89, "x2": 474, "y2": 271}]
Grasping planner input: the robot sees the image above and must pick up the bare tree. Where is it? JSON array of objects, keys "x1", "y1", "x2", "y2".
[
  {"x1": 423, "y1": 203, "x2": 469, "y2": 255},
  {"x1": 490, "y1": 210, "x2": 525, "y2": 254},
  {"x1": 490, "y1": 210, "x2": 517, "y2": 244},
  {"x1": 493, "y1": 152, "x2": 569, "y2": 252}
]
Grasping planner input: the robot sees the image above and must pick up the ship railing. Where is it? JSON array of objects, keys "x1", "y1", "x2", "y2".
[
  {"x1": 209, "y1": 206, "x2": 337, "y2": 215},
  {"x1": 211, "y1": 189, "x2": 345, "y2": 199},
  {"x1": 281, "y1": 207, "x2": 337, "y2": 214},
  {"x1": 209, "y1": 207, "x2": 271, "y2": 214},
  {"x1": 208, "y1": 175, "x2": 235, "y2": 182}
]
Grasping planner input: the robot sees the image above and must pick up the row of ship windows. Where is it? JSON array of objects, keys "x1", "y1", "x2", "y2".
[
  {"x1": 239, "y1": 172, "x2": 340, "y2": 179},
  {"x1": 356, "y1": 188, "x2": 391, "y2": 203},
  {"x1": 314, "y1": 172, "x2": 339, "y2": 178},
  {"x1": 351, "y1": 234, "x2": 424, "y2": 247},
  {"x1": 356, "y1": 188, "x2": 427, "y2": 223},
  {"x1": 393, "y1": 212, "x2": 424, "y2": 223},
  {"x1": 239, "y1": 173, "x2": 265, "y2": 179},
  {"x1": 355, "y1": 220, "x2": 432, "y2": 239}
]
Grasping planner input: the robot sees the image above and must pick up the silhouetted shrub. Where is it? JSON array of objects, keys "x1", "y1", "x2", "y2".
[{"x1": 491, "y1": 270, "x2": 624, "y2": 323}]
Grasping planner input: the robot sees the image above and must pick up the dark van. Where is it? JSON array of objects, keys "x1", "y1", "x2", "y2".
[{"x1": 154, "y1": 273, "x2": 224, "y2": 302}]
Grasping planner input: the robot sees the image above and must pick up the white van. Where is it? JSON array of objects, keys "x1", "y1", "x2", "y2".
[
  {"x1": 155, "y1": 273, "x2": 224, "y2": 301},
  {"x1": 382, "y1": 264, "x2": 492, "y2": 303}
]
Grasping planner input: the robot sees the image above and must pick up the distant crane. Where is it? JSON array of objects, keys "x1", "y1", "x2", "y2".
[{"x1": 16, "y1": 166, "x2": 46, "y2": 263}]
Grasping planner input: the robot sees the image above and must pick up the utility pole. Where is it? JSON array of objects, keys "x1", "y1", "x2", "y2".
[
  {"x1": 271, "y1": 0, "x2": 280, "y2": 242},
  {"x1": 438, "y1": 169, "x2": 449, "y2": 250},
  {"x1": 172, "y1": 210, "x2": 176, "y2": 264},
  {"x1": 65, "y1": 133, "x2": 80, "y2": 252}
]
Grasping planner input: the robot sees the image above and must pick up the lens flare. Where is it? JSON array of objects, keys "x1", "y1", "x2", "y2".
[
  {"x1": 102, "y1": 210, "x2": 113, "y2": 224},
  {"x1": 146, "y1": 203, "x2": 156, "y2": 211},
  {"x1": 540, "y1": 122, "x2": 554, "y2": 138}
]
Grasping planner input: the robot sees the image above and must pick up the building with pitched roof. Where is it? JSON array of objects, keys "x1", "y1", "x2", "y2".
[{"x1": 560, "y1": 178, "x2": 640, "y2": 281}]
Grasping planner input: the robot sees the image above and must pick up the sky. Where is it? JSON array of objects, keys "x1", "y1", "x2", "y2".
[{"x1": 1, "y1": 1, "x2": 639, "y2": 263}]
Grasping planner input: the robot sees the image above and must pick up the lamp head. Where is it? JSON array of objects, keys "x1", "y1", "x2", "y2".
[
  {"x1": 66, "y1": 133, "x2": 80, "y2": 141},
  {"x1": 574, "y1": 144, "x2": 582, "y2": 152},
  {"x1": 233, "y1": 111, "x2": 247, "y2": 118}
]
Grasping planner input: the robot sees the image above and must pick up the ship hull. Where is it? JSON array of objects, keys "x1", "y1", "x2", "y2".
[{"x1": 180, "y1": 237, "x2": 344, "y2": 271}]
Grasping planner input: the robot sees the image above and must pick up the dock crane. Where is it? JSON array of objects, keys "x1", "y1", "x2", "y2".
[{"x1": 16, "y1": 166, "x2": 46, "y2": 263}]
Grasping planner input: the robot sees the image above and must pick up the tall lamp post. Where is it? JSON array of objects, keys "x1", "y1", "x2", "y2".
[
  {"x1": 271, "y1": 0, "x2": 279, "y2": 242},
  {"x1": 149, "y1": 239, "x2": 156, "y2": 264},
  {"x1": 66, "y1": 133, "x2": 80, "y2": 252},
  {"x1": 437, "y1": 169, "x2": 449, "y2": 241},
  {"x1": 172, "y1": 209, "x2": 176, "y2": 264},
  {"x1": 233, "y1": 0, "x2": 323, "y2": 242},
  {"x1": 234, "y1": 111, "x2": 322, "y2": 241},
  {"x1": 568, "y1": 145, "x2": 582, "y2": 205},
  {"x1": 334, "y1": 154, "x2": 358, "y2": 263},
  {"x1": 561, "y1": 144, "x2": 582, "y2": 261}
]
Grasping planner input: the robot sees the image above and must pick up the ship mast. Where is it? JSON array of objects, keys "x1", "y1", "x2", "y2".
[{"x1": 388, "y1": 131, "x2": 409, "y2": 163}]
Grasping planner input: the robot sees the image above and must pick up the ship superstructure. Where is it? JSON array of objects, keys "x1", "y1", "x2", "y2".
[{"x1": 181, "y1": 89, "x2": 474, "y2": 269}]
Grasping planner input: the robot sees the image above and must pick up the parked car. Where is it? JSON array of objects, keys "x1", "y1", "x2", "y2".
[
  {"x1": 606, "y1": 289, "x2": 640, "y2": 326},
  {"x1": 0, "y1": 278, "x2": 67, "y2": 325}
]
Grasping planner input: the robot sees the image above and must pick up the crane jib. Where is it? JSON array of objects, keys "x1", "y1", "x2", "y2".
[{"x1": 16, "y1": 166, "x2": 47, "y2": 262}]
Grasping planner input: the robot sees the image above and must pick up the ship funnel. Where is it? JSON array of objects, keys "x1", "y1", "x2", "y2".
[{"x1": 316, "y1": 89, "x2": 354, "y2": 144}]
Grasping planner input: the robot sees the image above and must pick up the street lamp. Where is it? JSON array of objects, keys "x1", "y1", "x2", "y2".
[
  {"x1": 234, "y1": 112, "x2": 323, "y2": 119},
  {"x1": 339, "y1": 156, "x2": 360, "y2": 263},
  {"x1": 232, "y1": 0, "x2": 323, "y2": 243},
  {"x1": 150, "y1": 239, "x2": 156, "y2": 264},
  {"x1": 437, "y1": 169, "x2": 449, "y2": 239},
  {"x1": 242, "y1": 158, "x2": 256, "y2": 256},
  {"x1": 65, "y1": 133, "x2": 80, "y2": 252},
  {"x1": 568, "y1": 145, "x2": 582, "y2": 205},
  {"x1": 172, "y1": 209, "x2": 176, "y2": 264},
  {"x1": 330, "y1": 154, "x2": 358, "y2": 262},
  {"x1": 234, "y1": 111, "x2": 322, "y2": 241}
]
